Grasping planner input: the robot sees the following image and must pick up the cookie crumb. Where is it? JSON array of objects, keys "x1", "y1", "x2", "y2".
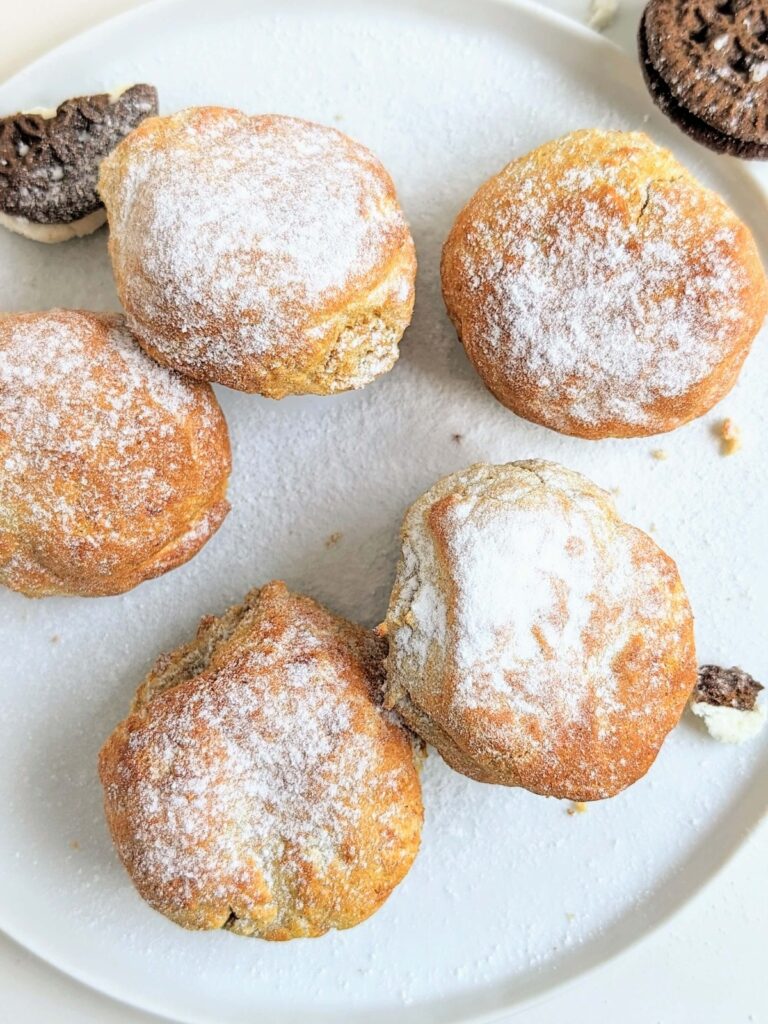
[
  {"x1": 50, "y1": 634, "x2": 60, "y2": 644},
  {"x1": 567, "y1": 801, "x2": 588, "y2": 815},
  {"x1": 588, "y1": 0, "x2": 619, "y2": 31},
  {"x1": 651, "y1": 449, "x2": 668, "y2": 461},
  {"x1": 324, "y1": 531, "x2": 343, "y2": 548},
  {"x1": 694, "y1": 665, "x2": 762, "y2": 711},
  {"x1": 451, "y1": 433, "x2": 463, "y2": 444},
  {"x1": 717, "y1": 418, "x2": 742, "y2": 456},
  {"x1": 69, "y1": 840, "x2": 80, "y2": 850},
  {"x1": 690, "y1": 665, "x2": 765, "y2": 744}
]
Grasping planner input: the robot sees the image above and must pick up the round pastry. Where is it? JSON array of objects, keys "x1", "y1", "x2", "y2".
[
  {"x1": 99, "y1": 581, "x2": 424, "y2": 939},
  {"x1": 639, "y1": 0, "x2": 768, "y2": 159},
  {"x1": 98, "y1": 108, "x2": 417, "y2": 397},
  {"x1": 0, "y1": 85, "x2": 158, "y2": 243},
  {"x1": 384, "y1": 460, "x2": 696, "y2": 801},
  {"x1": 441, "y1": 129, "x2": 768, "y2": 439},
  {"x1": 0, "y1": 309, "x2": 230, "y2": 597}
]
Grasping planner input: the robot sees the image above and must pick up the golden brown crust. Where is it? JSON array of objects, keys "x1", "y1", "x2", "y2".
[
  {"x1": 0, "y1": 309, "x2": 230, "y2": 597},
  {"x1": 385, "y1": 460, "x2": 697, "y2": 801},
  {"x1": 99, "y1": 108, "x2": 417, "y2": 396},
  {"x1": 99, "y1": 582, "x2": 423, "y2": 939},
  {"x1": 441, "y1": 130, "x2": 768, "y2": 439}
]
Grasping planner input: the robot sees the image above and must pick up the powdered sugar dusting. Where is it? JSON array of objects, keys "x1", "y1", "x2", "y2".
[
  {"x1": 126, "y1": 659, "x2": 369, "y2": 896},
  {"x1": 101, "y1": 109, "x2": 410, "y2": 378},
  {"x1": 448, "y1": 131, "x2": 756, "y2": 430},
  {"x1": 0, "y1": 309, "x2": 225, "y2": 591},
  {"x1": 389, "y1": 461, "x2": 692, "y2": 795},
  {"x1": 1, "y1": 1, "x2": 766, "y2": 1016},
  {"x1": 102, "y1": 589, "x2": 420, "y2": 933}
]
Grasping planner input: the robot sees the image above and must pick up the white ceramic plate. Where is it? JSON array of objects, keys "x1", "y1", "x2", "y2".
[{"x1": 1, "y1": 1, "x2": 767, "y2": 1022}]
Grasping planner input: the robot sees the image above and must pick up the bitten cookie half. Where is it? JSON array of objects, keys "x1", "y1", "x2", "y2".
[
  {"x1": 441, "y1": 129, "x2": 767, "y2": 439},
  {"x1": 99, "y1": 582, "x2": 424, "y2": 939},
  {"x1": 0, "y1": 309, "x2": 230, "y2": 597},
  {"x1": 384, "y1": 460, "x2": 696, "y2": 801},
  {"x1": 0, "y1": 85, "x2": 158, "y2": 242},
  {"x1": 99, "y1": 108, "x2": 417, "y2": 397}
]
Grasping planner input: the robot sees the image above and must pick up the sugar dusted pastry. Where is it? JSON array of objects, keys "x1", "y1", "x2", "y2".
[
  {"x1": 0, "y1": 309, "x2": 230, "y2": 597},
  {"x1": 99, "y1": 582, "x2": 424, "y2": 939},
  {"x1": 99, "y1": 108, "x2": 417, "y2": 396},
  {"x1": 441, "y1": 129, "x2": 768, "y2": 439},
  {"x1": 0, "y1": 85, "x2": 158, "y2": 243},
  {"x1": 385, "y1": 460, "x2": 696, "y2": 801}
]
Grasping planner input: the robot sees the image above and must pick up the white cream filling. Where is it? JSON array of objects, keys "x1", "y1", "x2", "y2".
[
  {"x1": 690, "y1": 700, "x2": 766, "y2": 744},
  {"x1": 0, "y1": 208, "x2": 107, "y2": 244},
  {"x1": 21, "y1": 83, "x2": 135, "y2": 119}
]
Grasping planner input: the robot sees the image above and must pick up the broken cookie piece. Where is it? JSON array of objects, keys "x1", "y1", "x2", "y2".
[
  {"x1": 588, "y1": 0, "x2": 619, "y2": 32},
  {"x1": 719, "y1": 418, "x2": 742, "y2": 456},
  {"x1": 0, "y1": 84, "x2": 158, "y2": 243},
  {"x1": 690, "y1": 665, "x2": 765, "y2": 744}
]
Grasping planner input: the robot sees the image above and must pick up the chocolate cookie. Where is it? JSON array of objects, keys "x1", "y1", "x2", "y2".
[
  {"x1": 639, "y1": 0, "x2": 768, "y2": 159},
  {"x1": 694, "y1": 665, "x2": 764, "y2": 711},
  {"x1": 0, "y1": 84, "x2": 158, "y2": 242}
]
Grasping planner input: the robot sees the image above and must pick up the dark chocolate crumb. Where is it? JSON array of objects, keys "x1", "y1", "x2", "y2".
[
  {"x1": 694, "y1": 665, "x2": 763, "y2": 711},
  {"x1": 0, "y1": 84, "x2": 158, "y2": 225}
]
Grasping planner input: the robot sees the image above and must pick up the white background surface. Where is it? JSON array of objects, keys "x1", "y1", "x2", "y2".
[{"x1": 0, "y1": 2, "x2": 766, "y2": 1023}]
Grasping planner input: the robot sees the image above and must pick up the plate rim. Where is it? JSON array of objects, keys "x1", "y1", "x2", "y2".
[{"x1": 0, "y1": 0, "x2": 766, "y2": 1021}]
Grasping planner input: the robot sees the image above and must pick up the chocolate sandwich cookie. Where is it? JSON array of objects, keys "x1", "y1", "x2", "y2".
[
  {"x1": 639, "y1": 0, "x2": 768, "y2": 159},
  {"x1": 0, "y1": 84, "x2": 158, "y2": 242},
  {"x1": 690, "y1": 664, "x2": 766, "y2": 743}
]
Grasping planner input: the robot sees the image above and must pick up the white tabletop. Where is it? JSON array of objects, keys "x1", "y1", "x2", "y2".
[{"x1": 0, "y1": 2, "x2": 766, "y2": 1022}]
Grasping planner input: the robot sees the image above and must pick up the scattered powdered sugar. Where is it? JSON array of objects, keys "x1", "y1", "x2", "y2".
[
  {"x1": 0, "y1": 310, "x2": 221, "y2": 587},
  {"x1": 1, "y1": 8, "x2": 765, "y2": 1016},
  {"x1": 102, "y1": 110, "x2": 409, "y2": 375},
  {"x1": 452, "y1": 133, "x2": 754, "y2": 429}
]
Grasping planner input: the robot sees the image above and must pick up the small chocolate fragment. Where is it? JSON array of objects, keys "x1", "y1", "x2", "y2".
[
  {"x1": 694, "y1": 664, "x2": 764, "y2": 711},
  {"x1": 0, "y1": 84, "x2": 158, "y2": 227},
  {"x1": 638, "y1": 0, "x2": 768, "y2": 159}
]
